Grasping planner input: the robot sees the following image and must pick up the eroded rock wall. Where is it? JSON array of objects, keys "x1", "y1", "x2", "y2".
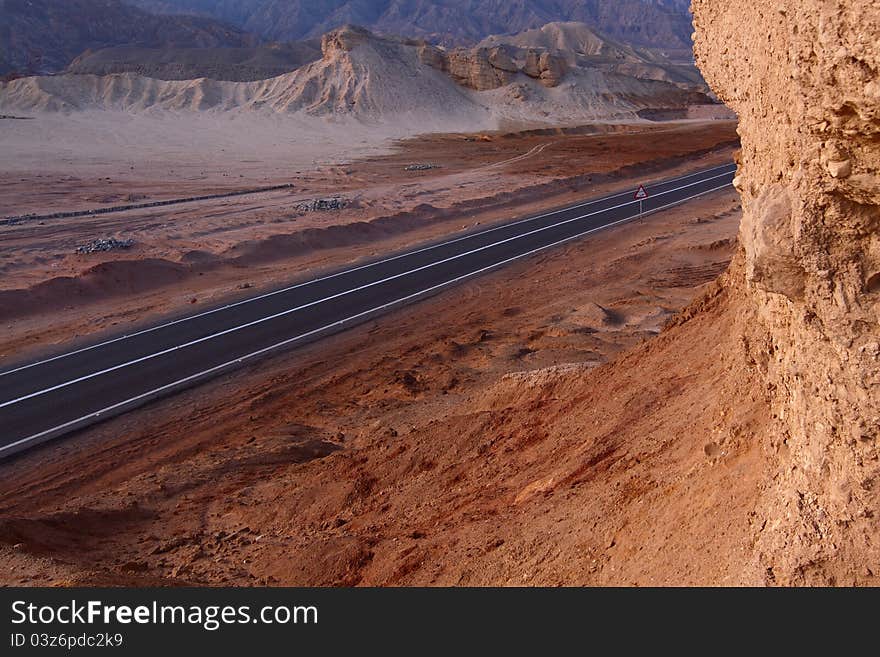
[
  {"x1": 693, "y1": 0, "x2": 880, "y2": 584},
  {"x1": 420, "y1": 44, "x2": 569, "y2": 90}
]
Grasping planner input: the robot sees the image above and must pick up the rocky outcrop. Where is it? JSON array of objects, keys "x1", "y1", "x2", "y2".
[
  {"x1": 417, "y1": 45, "x2": 448, "y2": 72},
  {"x1": 523, "y1": 50, "x2": 568, "y2": 87},
  {"x1": 421, "y1": 44, "x2": 568, "y2": 90},
  {"x1": 320, "y1": 24, "x2": 374, "y2": 55},
  {"x1": 325, "y1": 27, "x2": 568, "y2": 91},
  {"x1": 693, "y1": 0, "x2": 880, "y2": 584},
  {"x1": 445, "y1": 49, "x2": 517, "y2": 91},
  {"x1": 479, "y1": 22, "x2": 710, "y2": 93}
]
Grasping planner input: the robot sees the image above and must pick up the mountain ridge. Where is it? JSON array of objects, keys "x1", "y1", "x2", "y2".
[
  {"x1": 0, "y1": 0, "x2": 257, "y2": 76},
  {"x1": 0, "y1": 24, "x2": 709, "y2": 128},
  {"x1": 124, "y1": 0, "x2": 695, "y2": 50},
  {"x1": 66, "y1": 41, "x2": 323, "y2": 82}
]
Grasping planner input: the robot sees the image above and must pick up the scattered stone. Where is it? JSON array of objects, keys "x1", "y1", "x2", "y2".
[
  {"x1": 295, "y1": 198, "x2": 347, "y2": 212},
  {"x1": 826, "y1": 158, "x2": 852, "y2": 179},
  {"x1": 171, "y1": 563, "x2": 190, "y2": 578},
  {"x1": 405, "y1": 163, "x2": 440, "y2": 171},
  {"x1": 76, "y1": 237, "x2": 135, "y2": 254}
]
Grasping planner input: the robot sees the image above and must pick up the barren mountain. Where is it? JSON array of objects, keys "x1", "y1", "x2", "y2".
[
  {"x1": 0, "y1": 0, "x2": 257, "y2": 76},
  {"x1": 124, "y1": 0, "x2": 695, "y2": 50},
  {"x1": 0, "y1": 25, "x2": 709, "y2": 128},
  {"x1": 479, "y1": 21, "x2": 660, "y2": 60},
  {"x1": 66, "y1": 41, "x2": 322, "y2": 82},
  {"x1": 479, "y1": 22, "x2": 708, "y2": 91}
]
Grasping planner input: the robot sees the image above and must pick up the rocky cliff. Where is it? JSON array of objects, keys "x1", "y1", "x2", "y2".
[
  {"x1": 419, "y1": 44, "x2": 568, "y2": 90},
  {"x1": 693, "y1": 0, "x2": 880, "y2": 584},
  {"x1": 480, "y1": 22, "x2": 710, "y2": 92}
]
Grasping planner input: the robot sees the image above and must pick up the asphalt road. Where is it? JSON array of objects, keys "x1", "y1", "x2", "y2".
[{"x1": 0, "y1": 163, "x2": 736, "y2": 458}]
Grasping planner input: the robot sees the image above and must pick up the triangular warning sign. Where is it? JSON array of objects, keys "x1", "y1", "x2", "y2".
[{"x1": 634, "y1": 185, "x2": 649, "y2": 200}]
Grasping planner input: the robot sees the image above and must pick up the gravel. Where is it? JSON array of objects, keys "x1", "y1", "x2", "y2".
[
  {"x1": 76, "y1": 238, "x2": 136, "y2": 254},
  {"x1": 295, "y1": 198, "x2": 347, "y2": 212}
]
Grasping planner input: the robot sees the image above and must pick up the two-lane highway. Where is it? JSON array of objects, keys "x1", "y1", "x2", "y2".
[{"x1": 0, "y1": 163, "x2": 736, "y2": 458}]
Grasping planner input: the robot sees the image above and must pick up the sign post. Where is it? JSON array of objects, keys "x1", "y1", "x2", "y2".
[{"x1": 634, "y1": 184, "x2": 649, "y2": 219}]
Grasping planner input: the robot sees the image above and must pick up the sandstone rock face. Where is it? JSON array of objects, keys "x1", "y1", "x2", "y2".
[
  {"x1": 523, "y1": 49, "x2": 543, "y2": 80},
  {"x1": 320, "y1": 25, "x2": 373, "y2": 56},
  {"x1": 693, "y1": 0, "x2": 880, "y2": 585},
  {"x1": 420, "y1": 44, "x2": 568, "y2": 91},
  {"x1": 742, "y1": 184, "x2": 805, "y2": 300},
  {"x1": 488, "y1": 47, "x2": 519, "y2": 74},
  {"x1": 446, "y1": 48, "x2": 517, "y2": 91},
  {"x1": 536, "y1": 51, "x2": 568, "y2": 87},
  {"x1": 521, "y1": 50, "x2": 568, "y2": 87},
  {"x1": 417, "y1": 44, "x2": 448, "y2": 72}
]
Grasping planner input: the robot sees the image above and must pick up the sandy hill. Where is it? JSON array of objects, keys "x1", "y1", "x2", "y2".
[
  {"x1": 0, "y1": 25, "x2": 710, "y2": 128},
  {"x1": 479, "y1": 21, "x2": 648, "y2": 61},
  {"x1": 66, "y1": 41, "x2": 323, "y2": 82},
  {"x1": 0, "y1": 0, "x2": 257, "y2": 77},
  {"x1": 125, "y1": 0, "x2": 695, "y2": 50}
]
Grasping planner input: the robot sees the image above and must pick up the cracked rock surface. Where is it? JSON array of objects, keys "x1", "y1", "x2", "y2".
[{"x1": 694, "y1": 0, "x2": 880, "y2": 585}]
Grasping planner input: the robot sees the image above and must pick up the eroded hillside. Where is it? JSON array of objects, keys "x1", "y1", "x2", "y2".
[{"x1": 0, "y1": 25, "x2": 708, "y2": 127}]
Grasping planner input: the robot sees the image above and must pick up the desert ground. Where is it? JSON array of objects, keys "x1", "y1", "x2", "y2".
[
  {"x1": 0, "y1": 110, "x2": 750, "y2": 585},
  {"x1": 0, "y1": 117, "x2": 737, "y2": 365},
  {"x1": 0, "y1": 182, "x2": 745, "y2": 586},
  {"x1": 1, "y1": 0, "x2": 876, "y2": 591}
]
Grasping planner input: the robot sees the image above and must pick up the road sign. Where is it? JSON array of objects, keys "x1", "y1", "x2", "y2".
[{"x1": 634, "y1": 184, "x2": 649, "y2": 219}]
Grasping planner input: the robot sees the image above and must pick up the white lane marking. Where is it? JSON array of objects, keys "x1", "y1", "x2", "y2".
[
  {"x1": 0, "y1": 170, "x2": 733, "y2": 409},
  {"x1": 0, "y1": 180, "x2": 734, "y2": 456},
  {"x1": 0, "y1": 163, "x2": 736, "y2": 379}
]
